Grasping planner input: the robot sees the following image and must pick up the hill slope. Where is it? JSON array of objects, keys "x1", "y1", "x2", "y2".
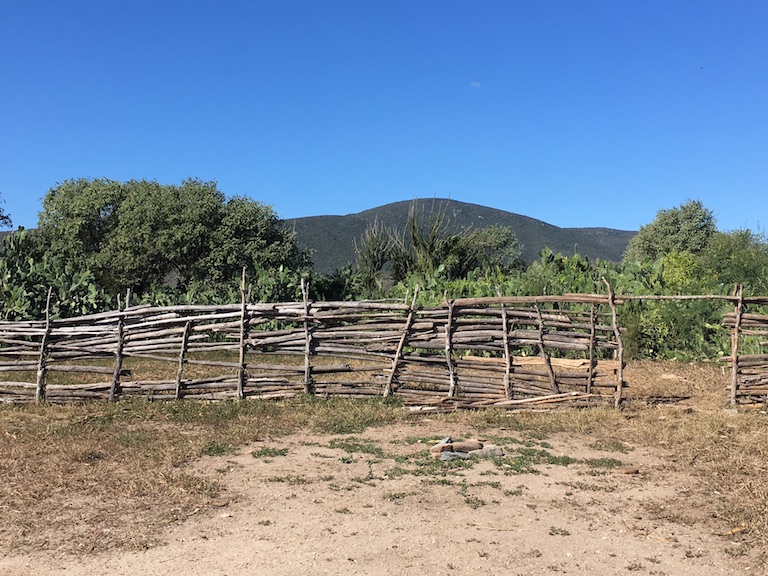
[{"x1": 284, "y1": 199, "x2": 636, "y2": 275}]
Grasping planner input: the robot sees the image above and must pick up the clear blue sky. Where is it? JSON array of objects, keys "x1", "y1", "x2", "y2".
[{"x1": 1, "y1": 1, "x2": 766, "y2": 233}]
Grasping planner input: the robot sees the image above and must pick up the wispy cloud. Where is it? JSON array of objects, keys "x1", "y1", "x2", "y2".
[{"x1": 470, "y1": 81, "x2": 483, "y2": 89}]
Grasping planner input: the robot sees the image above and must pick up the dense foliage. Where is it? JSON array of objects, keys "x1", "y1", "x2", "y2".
[
  {"x1": 34, "y1": 178, "x2": 310, "y2": 298},
  {"x1": 1, "y1": 189, "x2": 766, "y2": 361}
]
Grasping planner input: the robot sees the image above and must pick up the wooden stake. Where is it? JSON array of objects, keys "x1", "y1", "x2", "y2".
[
  {"x1": 109, "y1": 294, "x2": 125, "y2": 403},
  {"x1": 602, "y1": 277, "x2": 624, "y2": 408},
  {"x1": 501, "y1": 304, "x2": 513, "y2": 399},
  {"x1": 35, "y1": 287, "x2": 53, "y2": 404},
  {"x1": 301, "y1": 278, "x2": 314, "y2": 395},
  {"x1": 237, "y1": 268, "x2": 248, "y2": 400},
  {"x1": 445, "y1": 299, "x2": 457, "y2": 397},
  {"x1": 384, "y1": 287, "x2": 419, "y2": 397},
  {"x1": 174, "y1": 321, "x2": 192, "y2": 400},
  {"x1": 730, "y1": 284, "x2": 744, "y2": 406}
]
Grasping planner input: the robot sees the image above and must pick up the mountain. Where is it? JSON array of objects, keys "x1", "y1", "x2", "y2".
[{"x1": 284, "y1": 199, "x2": 636, "y2": 275}]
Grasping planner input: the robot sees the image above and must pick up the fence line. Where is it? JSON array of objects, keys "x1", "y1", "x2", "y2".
[
  {"x1": 5, "y1": 284, "x2": 766, "y2": 408},
  {"x1": 0, "y1": 291, "x2": 624, "y2": 410}
]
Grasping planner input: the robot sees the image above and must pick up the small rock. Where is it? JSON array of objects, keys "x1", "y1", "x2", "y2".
[
  {"x1": 450, "y1": 440, "x2": 484, "y2": 453},
  {"x1": 429, "y1": 437, "x2": 454, "y2": 453},
  {"x1": 469, "y1": 445, "x2": 505, "y2": 458},
  {"x1": 441, "y1": 451, "x2": 471, "y2": 461},
  {"x1": 618, "y1": 466, "x2": 640, "y2": 475}
]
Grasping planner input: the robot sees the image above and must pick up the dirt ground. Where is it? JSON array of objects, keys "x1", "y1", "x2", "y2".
[{"x1": 1, "y1": 416, "x2": 763, "y2": 576}]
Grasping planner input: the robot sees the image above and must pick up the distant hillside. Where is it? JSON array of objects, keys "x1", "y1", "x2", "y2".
[{"x1": 284, "y1": 199, "x2": 636, "y2": 275}]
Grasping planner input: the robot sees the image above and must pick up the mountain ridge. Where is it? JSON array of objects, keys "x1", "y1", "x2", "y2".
[{"x1": 284, "y1": 199, "x2": 636, "y2": 275}]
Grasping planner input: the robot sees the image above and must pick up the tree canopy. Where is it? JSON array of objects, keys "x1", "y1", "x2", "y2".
[
  {"x1": 36, "y1": 178, "x2": 309, "y2": 295},
  {"x1": 623, "y1": 199, "x2": 716, "y2": 262}
]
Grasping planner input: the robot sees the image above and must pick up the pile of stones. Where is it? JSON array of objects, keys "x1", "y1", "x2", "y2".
[{"x1": 429, "y1": 437, "x2": 505, "y2": 461}]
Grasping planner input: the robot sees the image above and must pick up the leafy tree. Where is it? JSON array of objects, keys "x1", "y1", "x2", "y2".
[
  {"x1": 623, "y1": 200, "x2": 716, "y2": 262},
  {"x1": 464, "y1": 225, "x2": 526, "y2": 273},
  {"x1": 35, "y1": 178, "x2": 309, "y2": 296},
  {"x1": 37, "y1": 178, "x2": 125, "y2": 272},
  {"x1": 96, "y1": 178, "x2": 225, "y2": 293},
  {"x1": 697, "y1": 229, "x2": 768, "y2": 294},
  {"x1": 202, "y1": 195, "x2": 310, "y2": 286}
]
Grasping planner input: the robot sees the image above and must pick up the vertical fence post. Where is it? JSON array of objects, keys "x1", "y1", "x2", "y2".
[
  {"x1": 301, "y1": 278, "x2": 314, "y2": 395},
  {"x1": 109, "y1": 294, "x2": 125, "y2": 403},
  {"x1": 384, "y1": 288, "x2": 419, "y2": 398},
  {"x1": 730, "y1": 284, "x2": 744, "y2": 406},
  {"x1": 175, "y1": 321, "x2": 192, "y2": 400},
  {"x1": 501, "y1": 304, "x2": 513, "y2": 399},
  {"x1": 35, "y1": 287, "x2": 53, "y2": 404},
  {"x1": 445, "y1": 298, "x2": 457, "y2": 398},
  {"x1": 237, "y1": 268, "x2": 249, "y2": 401},
  {"x1": 602, "y1": 278, "x2": 624, "y2": 409}
]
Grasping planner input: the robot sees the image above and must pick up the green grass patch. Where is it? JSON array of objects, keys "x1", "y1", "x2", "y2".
[
  {"x1": 589, "y1": 439, "x2": 634, "y2": 453},
  {"x1": 251, "y1": 447, "x2": 289, "y2": 458},
  {"x1": 327, "y1": 437, "x2": 386, "y2": 458},
  {"x1": 201, "y1": 440, "x2": 238, "y2": 457},
  {"x1": 266, "y1": 474, "x2": 312, "y2": 485}
]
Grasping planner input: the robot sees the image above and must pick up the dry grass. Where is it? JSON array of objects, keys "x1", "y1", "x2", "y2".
[{"x1": 1, "y1": 359, "x2": 767, "y2": 557}]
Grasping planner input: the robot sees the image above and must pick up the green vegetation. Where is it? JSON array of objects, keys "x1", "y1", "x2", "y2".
[
  {"x1": 2, "y1": 184, "x2": 767, "y2": 361},
  {"x1": 251, "y1": 447, "x2": 289, "y2": 458}
]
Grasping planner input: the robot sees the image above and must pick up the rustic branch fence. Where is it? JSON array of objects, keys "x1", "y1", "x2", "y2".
[
  {"x1": 0, "y1": 283, "x2": 626, "y2": 410},
  {"x1": 3, "y1": 281, "x2": 765, "y2": 408},
  {"x1": 721, "y1": 287, "x2": 768, "y2": 405}
]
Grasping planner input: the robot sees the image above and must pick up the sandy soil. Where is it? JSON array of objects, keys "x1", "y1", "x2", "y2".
[{"x1": 1, "y1": 418, "x2": 762, "y2": 576}]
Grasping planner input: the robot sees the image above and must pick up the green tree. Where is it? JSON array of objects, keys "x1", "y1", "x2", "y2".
[
  {"x1": 462, "y1": 225, "x2": 525, "y2": 274},
  {"x1": 36, "y1": 178, "x2": 309, "y2": 297},
  {"x1": 623, "y1": 200, "x2": 716, "y2": 262},
  {"x1": 37, "y1": 178, "x2": 125, "y2": 271},
  {"x1": 98, "y1": 179, "x2": 225, "y2": 293},
  {"x1": 202, "y1": 195, "x2": 310, "y2": 286},
  {"x1": 697, "y1": 229, "x2": 768, "y2": 294}
]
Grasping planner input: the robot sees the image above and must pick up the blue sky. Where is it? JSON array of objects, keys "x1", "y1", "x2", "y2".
[{"x1": 1, "y1": 1, "x2": 766, "y2": 233}]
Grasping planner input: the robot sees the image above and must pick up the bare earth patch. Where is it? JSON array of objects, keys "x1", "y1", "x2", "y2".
[{"x1": 1, "y1": 417, "x2": 763, "y2": 575}]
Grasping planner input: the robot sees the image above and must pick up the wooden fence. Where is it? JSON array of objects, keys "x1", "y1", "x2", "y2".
[
  {"x1": 0, "y1": 285, "x2": 626, "y2": 410},
  {"x1": 722, "y1": 286, "x2": 768, "y2": 405}
]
